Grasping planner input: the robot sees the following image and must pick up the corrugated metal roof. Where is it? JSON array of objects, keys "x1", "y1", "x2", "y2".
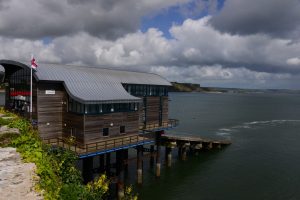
[{"x1": 32, "y1": 63, "x2": 171, "y2": 104}]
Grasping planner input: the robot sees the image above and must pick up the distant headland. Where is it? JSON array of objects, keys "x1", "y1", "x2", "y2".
[{"x1": 170, "y1": 82, "x2": 300, "y2": 94}]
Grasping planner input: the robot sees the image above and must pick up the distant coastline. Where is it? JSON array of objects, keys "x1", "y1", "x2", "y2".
[{"x1": 170, "y1": 82, "x2": 300, "y2": 94}]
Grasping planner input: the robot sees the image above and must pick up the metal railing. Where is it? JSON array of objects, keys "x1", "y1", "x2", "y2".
[
  {"x1": 43, "y1": 132, "x2": 155, "y2": 155},
  {"x1": 139, "y1": 119, "x2": 179, "y2": 131}
]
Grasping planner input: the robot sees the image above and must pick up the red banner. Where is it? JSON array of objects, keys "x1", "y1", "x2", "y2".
[{"x1": 10, "y1": 91, "x2": 31, "y2": 96}]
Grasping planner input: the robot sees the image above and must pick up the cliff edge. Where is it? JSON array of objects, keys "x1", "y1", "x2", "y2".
[{"x1": 0, "y1": 147, "x2": 43, "y2": 200}]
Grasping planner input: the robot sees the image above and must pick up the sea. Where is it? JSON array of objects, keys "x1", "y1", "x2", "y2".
[
  {"x1": 2, "y1": 92, "x2": 300, "y2": 200},
  {"x1": 137, "y1": 92, "x2": 300, "y2": 200}
]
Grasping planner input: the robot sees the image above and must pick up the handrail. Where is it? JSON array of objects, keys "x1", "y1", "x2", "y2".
[
  {"x1": 42, "y1": 132, "x2": 155, "y2": 155},
  {"x1": 139, "y1": 119, "x2": 179, "y2": 131}
]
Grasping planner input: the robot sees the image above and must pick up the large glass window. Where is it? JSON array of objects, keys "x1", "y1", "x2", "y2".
[
  {"x1": 123, "y1": 84, "x2": 168, "y2": 97},
  {"x1": 68, "y1": 97, "x2": 139, "y2": 114},
  {"x1": 8, "y1": 68, "x2": 31, "y2": 111}
]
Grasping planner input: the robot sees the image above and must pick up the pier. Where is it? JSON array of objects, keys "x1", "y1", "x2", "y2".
[{"x1": 44, "y1": 130, "x2": 231, "y2": 189}]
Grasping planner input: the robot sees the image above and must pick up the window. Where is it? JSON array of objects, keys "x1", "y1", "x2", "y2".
[
  {"x1": 103, "y1": 128, "x2": 109, "y2": 136},
  {"x1": 120, "y1": 126, "x2": 125, "y2": 134}
]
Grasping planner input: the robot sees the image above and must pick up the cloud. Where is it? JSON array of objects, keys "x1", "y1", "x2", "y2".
[
  {"x1": 0, "y1": 0, "x2": 189, "y2": 39},
  {"x1": 286, "y1": 57, "x2": 300, "y2": 66},
  {"x1": 0, "y1": 15, "x2": 300, "y2": 89},
  {"x1": 209, "y1": 0, "x2": 300, "y2": 40},
  {"x1": 149, "y1": 65, "x2": 293, "y2": 89},
  {"x1": 169, "y1": 17, "x2": 300, "y2": 73}
]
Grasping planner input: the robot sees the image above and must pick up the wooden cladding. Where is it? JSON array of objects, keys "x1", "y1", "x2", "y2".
[
  {"x1": 36, "y1": 82, "x2": 169, "y2": 146},
  {"x1": 37, "y1": 82, "x2": 65, "y2": 139},
  {"x1": 63, "y1": 112, "x2": 84, "y2": 144},
  {"x1": 139, "y1": 96, "x2": 169, "y2": 127},
  {"x1": 84, "y1": 112, "x2": 139, "y2": 144}
]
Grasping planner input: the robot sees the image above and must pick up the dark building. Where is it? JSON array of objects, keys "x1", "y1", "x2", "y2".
[{"x1": 0, "y1": 60, "x2": 178, "y2": 157}]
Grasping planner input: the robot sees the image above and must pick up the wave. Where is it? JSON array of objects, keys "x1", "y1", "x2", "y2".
[
  {"x1": 219, "y1": 128, "x2": 232, "y2": 132},
  {"x1": 245, "y1": 119, "x2": 300, "y2": 125},
  {"x1": 216, "y1": 132, "x2": 231, "y2": 136},
  {"x1": 215, "y1": 119, "x2": 300, "y2": 137}
]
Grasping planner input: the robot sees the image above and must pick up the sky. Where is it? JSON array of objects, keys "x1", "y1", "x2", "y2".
[{"x1": 0, "y1": 0, "x2": 300, "y2": 89}]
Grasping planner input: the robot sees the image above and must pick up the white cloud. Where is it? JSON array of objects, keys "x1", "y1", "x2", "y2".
[
  {"x1": 150, "y1": 65, "x2": 291, "y2": 88},
  {"x1": 0, "y1": 16, "x2": 300, "y2": 89},
  {"x1": 286, "y1": 57, "x2": 300, "y2": 66},
  {"x1": 0, "y1": 0, "x2": 190, "y2": 39}
]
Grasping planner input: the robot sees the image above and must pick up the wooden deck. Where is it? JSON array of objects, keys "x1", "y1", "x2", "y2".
[
  {"x1": 161, "y1": 134, "x2": 231, "y2": 149},
  {"x1": 43, "y1": 133, "x2": 155, "y2": 158}
]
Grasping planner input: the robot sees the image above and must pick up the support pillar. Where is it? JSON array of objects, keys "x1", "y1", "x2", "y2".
[
  {"x1": 137, "y1": 146, "x2": 143, "y2": 184},
  {"x1": 178, "y1": 147, "x2": 182, "y2": 158},
  {"x1": 156, "y1": 145, "x2": 161, "y2": 177},
  {"x1": 116, "y1": 150, "x2": 125, "y2": 199},
  {"x1": 155, "y1": 131, "x2": 163, "y2": 177},
  {"x1": 99, "y1": 154, "x2": 105, "y2": 173},
  {"x1": 208, "y1": 142, "x2": 213, "y2": 150},
  {"x1": 165, "y1": 147, "x2": 172, "y2": 167},
  {"x1": 105, "y1": 153, "x2": 111, "y2": 176},
  {"x1": 82, "y1": 157, "x2": 94, "y2": 184},
  {"x1": 123, "y1": 149, "x2": 129, "y2": 171},
  {"x1": 182, "y1": 147, "x2": 187, "y2": 161},
  {"x1": 150, "y1": 145, "x2": 155, "y2": 167}
]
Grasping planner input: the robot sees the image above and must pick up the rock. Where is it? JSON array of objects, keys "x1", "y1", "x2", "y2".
[
  {"x1": 0, "y1": 125, "x2": 20, "y2": 135},
  {"x1": 0, "y1": 147, "x2": 43, "y2": 200}
]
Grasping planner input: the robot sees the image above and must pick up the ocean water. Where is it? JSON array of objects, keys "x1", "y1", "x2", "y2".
[
  {"x1": 138, "y1": 92, "x2": 300, "y2": 200},
  {"x1": 2, "y1": 92, "x2": 300, "y2": 199}
]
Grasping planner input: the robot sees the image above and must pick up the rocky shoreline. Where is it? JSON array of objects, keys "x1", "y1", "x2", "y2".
[{"x1": 0, "y1": 147, "x2": 43, "y2": 200}]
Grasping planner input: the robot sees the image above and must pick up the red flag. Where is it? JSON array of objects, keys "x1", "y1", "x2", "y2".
[{"x1": 31, "y1": 56, "x2": 38, "y2": 70}]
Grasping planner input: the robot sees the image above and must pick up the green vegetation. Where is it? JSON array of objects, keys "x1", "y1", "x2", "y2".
[
  {"x1": 170, "y1": 82, "x2": 201, "y2": 92},
  {"x1": 0, "y1": 108, "x2": 137, "y2": 200}
]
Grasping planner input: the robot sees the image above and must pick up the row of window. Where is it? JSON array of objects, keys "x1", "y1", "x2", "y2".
[
  {"x1": 123, "y1": 84, "x2": 168, "y2": 96},
  {"x1": 68, "y1": 98, "x2": 138, "y2": 114},
  {"x1": 103, "y1": 126, "x2": 125, "y2": 136}
]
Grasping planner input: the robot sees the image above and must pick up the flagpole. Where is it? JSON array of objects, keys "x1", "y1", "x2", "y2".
[{"x1": 30, "y1": 65, "x2": 33, "y2": 114}]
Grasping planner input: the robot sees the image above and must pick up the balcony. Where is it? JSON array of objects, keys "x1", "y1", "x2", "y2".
[{"x1": 43, "y1": 132, "x2": 155, "y2": 158}]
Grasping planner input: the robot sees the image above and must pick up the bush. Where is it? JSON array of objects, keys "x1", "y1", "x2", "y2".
[{"x1": 0, "y1": 108, "x2": 138, "y2": 200}]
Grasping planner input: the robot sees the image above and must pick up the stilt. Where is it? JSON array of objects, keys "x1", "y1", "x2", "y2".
[
  {"x1": 116, "y1": 150, "x2": 123, "y2": 176},
  {"x1": 137, "y1": 146, "x2": 143, "y2": 184},
  {"x1": 182, "y1": 147, "x2": 187, "y2": 161},
  {"x1": 156, "y1": 131, "x2": 163, "y2": 177},
  {"x1": 123, "y1": 149, "x2": 129, "y2": 171},
  {"x1": 82, "y1": 156, "x2": 94, "y2": 184},
  {"x1": 150, "y1": 145, "x2": 155, "y2": 167},
  {"x1": 208, "y1": 142, "x2": 213, "y2": 149},
  {"x1": 116, "y1": 150, "x2": 124, "y2": 199},
  {"x1": 178, "y1": 147, "x2": 182, "y2": 158},
  {"x1": 99, "y1": 154, "x2": 105, "y2": 173},
  {"x1": 165, "y1": 147, "x2": 172, "y2": 167},
  {"x1": 117, "y1": 181, "x2": 124, "y2": 200},
  {"x1": 105, "y1": 153, "x2": 111, "y2": 176}
]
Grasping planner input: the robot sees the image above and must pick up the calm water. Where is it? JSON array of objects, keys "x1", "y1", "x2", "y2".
[
  {"x1": 2, "y1": 92, "x2": 300, "y2": 199},
  {"x1": 138, "y1": 92, "x2": 300, "y2": 200}
]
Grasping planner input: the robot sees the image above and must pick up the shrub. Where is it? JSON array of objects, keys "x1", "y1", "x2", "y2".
[{"x1": 0, "y1": 108, "x2": 138, "y2": 200}]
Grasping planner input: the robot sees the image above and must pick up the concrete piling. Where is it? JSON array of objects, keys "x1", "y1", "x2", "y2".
[
  {"x1": 82, "y1": 157, "x2": 94, "y2": 184},
  {"x1": 165, "y1": 147, "x2": 172, "y2": 167},
  {"x1": 137, "y1": 146, "x2": 143, "y2": 184}
]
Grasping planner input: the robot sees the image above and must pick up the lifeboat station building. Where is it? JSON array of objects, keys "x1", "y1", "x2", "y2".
[{"x1": 0, "y1": 60, "x2": 178, "y2": 159}]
